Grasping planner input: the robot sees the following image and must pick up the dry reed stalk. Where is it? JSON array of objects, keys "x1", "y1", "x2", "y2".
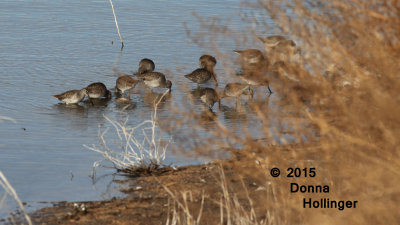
[
  {"x1": 0, "y1": 171, "x2": 32, "y2": 225},
  {"x1": 85, "y1": 90, "x2": 170, "y2": 172},
  {"x1": 0, "y1": 116, "x2": 16, "y2": 123},
  {"x1": 160, "y1": 0, "x2": 400, "y2": 224},
  {"x1": 109, "y1": 0, "x2": 124, "y2": 50},
  {"x1": 162, "y1": 179, "x2": 204, "y2": 225}
]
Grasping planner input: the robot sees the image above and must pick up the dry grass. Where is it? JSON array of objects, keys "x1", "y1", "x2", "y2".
[
  {"x1": 0, "y1": 171, "x2": 32, "y2": 225},
  {"x1": 164, "y1": 165, "x2": 268, "y2": 225},
  {"x1": 162, "y1": 0, "x2": 400, "y2": 224},
  {"x1": 85, "y1": 90, "x2": 171, "y2": 174},
  {"x1": 83, "y1": 0, "x2": 399, "y2": 224}
]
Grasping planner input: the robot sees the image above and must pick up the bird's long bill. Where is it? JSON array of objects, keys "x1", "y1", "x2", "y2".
[{"x1": 233, "y1": 50, "x2": 242, "y2": 55}]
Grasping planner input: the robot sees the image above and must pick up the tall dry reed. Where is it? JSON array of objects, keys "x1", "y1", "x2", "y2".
[{"x1": 162, "y1": 0, "x2": 400, "y2": 224}]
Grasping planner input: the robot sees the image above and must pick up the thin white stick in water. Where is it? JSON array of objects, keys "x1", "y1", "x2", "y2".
[
  {"x1": 0, "y1": 116, "x2": 16, "y2": 123},
  {"x1": 109, "y1": 0, "x2": 124, "y2": 50},
  {"x1": 0, "y1": 171, "x2": 32, "y2": 225}
]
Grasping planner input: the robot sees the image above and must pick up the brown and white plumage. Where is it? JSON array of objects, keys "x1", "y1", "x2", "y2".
[
  {"x1": 238, "y1": 71, "x2": 273, "y2": 95},
  {"x1": 185, "y1": 55, "x2": 218, "y2": 86},
  {"x1": 135, "y1": 72, "x2": 172, "y2": 91},
  {"x1": 115, "y1": 75, "x2": 139, "y2": 96},
  {"x1": 137, "y1": 58, "x2": 155, "y2": 74},
  {"x1": 223, "y1": 83, "x2": 252, "y2": 98},
  {"x1": 53, "y1": 88, "x2": 88, "y2": 104},
  {"x1": 199, "y1": 87, "x2": 220, "y2": 110},
  {"x1": 257, "y1": 35, "x2": 286, "y2": 49},
  {"x1": 220, "y1": 83, "x2": 253, "y2": 107},
  {"x1": 185, "y1": 69, "x2": 215, "y2": 84},
  {"x1": 199, "y1": 55, "x2": 217, "y2": 68},
  {"x1": 234, "y1": 49, "x2": 268, "y2": 71},
  {"x1": 259, "y1": 37, "x2": 300, "y2": 64},
  {"x1": 86, "y1": 82, "x2": 111, "y2": 99}
]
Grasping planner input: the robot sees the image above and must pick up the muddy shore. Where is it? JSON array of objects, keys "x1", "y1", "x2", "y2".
[{"x1": 27, "y1": 152, "x2": 270, "y2": 225}]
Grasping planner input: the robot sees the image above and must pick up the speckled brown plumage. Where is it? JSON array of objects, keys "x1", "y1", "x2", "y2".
[
  {"x1": 53, "y1": 88, "x2": 88, "y2": 104},
  {"x1": 86, "y1": 82, "x2": 111, "y2": 99},
  {"x1": 137, "y1": 58, "x2": 155, "y2": 74},
  {"x1": 115, "y1": 75, "x2": 139, "y2": 96},
  {"x1": 185, "y1": 55, "x2": 218, "y2": 86},
  {"x1": 135, "y1": 72, "x2": 172, "y2": 91}
]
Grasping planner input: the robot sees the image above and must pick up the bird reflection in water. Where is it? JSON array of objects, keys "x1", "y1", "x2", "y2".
[
  {"x1": 51, "y1": 103, "x2": 89, "y2": 131},
  {"x1": 219, "y1": 104, "x2": 249, "y2": 124},
  {"x1": 82, "y1": 97, "x2": 111, "y2": 107},
  {"x1": 142, "y1": 90, "x2": 171, "y2": 109},
  {"x1": 199, "y1": 109, "x2": 218, "y2": 122},
  {"x1": 115, "y1": 97, "x2": 137, "y2": 110}
]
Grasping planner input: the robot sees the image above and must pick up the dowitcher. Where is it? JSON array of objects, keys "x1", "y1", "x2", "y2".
[
  {"x1": 221, "y1": 83, "x2": 253, "y2": 107},
  {"x1": 86, "y1": 82, "x2": 111, "y2": 99},
  {"x1": 53, "y1": 88, "x2": 88, "y2": 104},
  {"x1": 199, "y1": 87, "x2": 220, "y2": 110},
  {"x1": 238, "y1": 71, "x2": 273, "y2": 96},
  {"x1": 137, "y1": 58, "x2": 155, "y2": 74},
  {"x1": 199, "y1": 55, "x2": 217, "y2": 68},
  {"x1": 115, "y1": 75, "x2": 140, "y2": 97},
  {"x1": 257, "y1": 35, "x2": 286, "y2": 49},
  {"x1": 271, "y1": 40, "x2": 298, "y2": 54},
  {"x1": 233, "y1": 49, "x2": 268, "y2": 71},
  {"x1": 185, "y1": 55, "x2": 218, "y2": 87},
  {"x1": 259, "y1": 37, "x2": 300, "y2": 64},
  {"x1": 135, "y1": 72, "x2": 172, "y2": 92}
]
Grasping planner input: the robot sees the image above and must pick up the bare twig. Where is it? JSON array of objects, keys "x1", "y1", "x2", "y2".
[
  {"x1": 0, "y1": 171, "x2": 32, "y2": 225},
  {"x1": 85, "y1": 90, "x2": 171, "y2": 171},
  {"x1": 109, "y1": 0, "x2": 124, "y2": 50}
]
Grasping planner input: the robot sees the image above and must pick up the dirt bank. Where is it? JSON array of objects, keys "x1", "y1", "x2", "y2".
[{"x1": 28, "y1": 152, "x2": 269, "y2": 225}]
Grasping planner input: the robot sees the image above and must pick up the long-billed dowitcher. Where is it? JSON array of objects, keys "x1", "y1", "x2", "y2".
[
  {"x1": 185, "y1": 55, "x2": 218, "y2": 87},
  {"x1": 137, "y1": 58, "x2": 155, "y2": 74},
  {"x1": 238, "y1": 71, "x2": 273, "y2": 95},
  {"x1": 259, "y1": 37, "x2": 300, "y2": 64},
  {"x1": 233, "y1": 49, "x2": 268, "y2": 71},
  {"x1": 257, "y1": 35, "x2": 286, "y2": 49},
  {"x1": 53, "y1": 88, "x2": 88, "y2": 104},
  {"x1": 86, "y1": 82, "x2": 111, "y2": 99},
  {"x1": 115, "y1": 75, "x2": 140, "y2": 97},
  {"x1": 221, "y1": 83, "x2": 253, "y2": 107},
  {"x1": 135, "y1": 72, "x2": 172, "y2": 92},
  {"x1": 199, "y1": 87, "x2": 220, "y2": 110},
  {"x1": 199, "y1": 55, "x2": 217, "y2": 68}
]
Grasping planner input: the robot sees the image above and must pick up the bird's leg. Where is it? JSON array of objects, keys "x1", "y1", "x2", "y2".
[
  {"x1": 88, "y1": 98, "x2": 94, "y2": 106},
  {"x1": 235, "y1": 97, "x2": 238, "y2": 109},
  {"x1": 267, "y1": 85, "x2": 273, "y2": 96},
  {"x1": 128, "y1": 88, "x2": 134, "y2": 99}
]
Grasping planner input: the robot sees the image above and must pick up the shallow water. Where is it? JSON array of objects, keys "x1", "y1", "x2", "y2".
[{"x1": 0, "y1": 0, "x2": 279, "y2": 217}]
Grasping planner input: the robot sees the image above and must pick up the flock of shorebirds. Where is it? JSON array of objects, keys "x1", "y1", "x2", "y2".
[{"x1": 53, "y1": 35, "x2": 300, "y2": 110}]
